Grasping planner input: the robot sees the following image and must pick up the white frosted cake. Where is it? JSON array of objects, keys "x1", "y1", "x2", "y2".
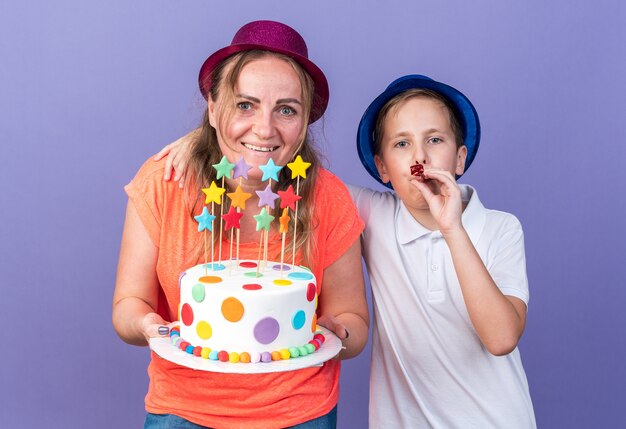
[{"x1": 173, "y1": 259, "x2": 325, "y2": 363}]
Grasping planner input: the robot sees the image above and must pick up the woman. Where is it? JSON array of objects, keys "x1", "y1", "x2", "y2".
[{"x1": 113, "y1": 20, "x2": 368, "y2": 429}]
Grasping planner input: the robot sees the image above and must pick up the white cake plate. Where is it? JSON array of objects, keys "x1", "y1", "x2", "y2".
[{"x1": 149, "y1": 326, "x2": 342, "y2": 374}]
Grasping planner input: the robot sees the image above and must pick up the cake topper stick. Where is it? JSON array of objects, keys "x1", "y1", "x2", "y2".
[
  {"x1": 232, "y1": 158, "x2": 252, "y2": 269},
  {"x1": 259, "y1": 160, "x2": 283, "y2": 269},
  {"x1": 211, "y1": 203, "x2": 215, "y2": 266},
  {"x1": 194, "y1": 206, "x2": 216, "y2": 275},
  {"x1": 213, "y1": 156, "x2": 234, "y2": 262},
  {"x1": 277, "y1": 186, "x2": 301, "y2": 275},
  {"x1": 202, "y1": 181, "x2": 226, "y2": 270},
  {"x1": 253, "y1": 207, "x2": 275, "y2": 277},
  {"x1": 237, "y1": 179, "x2": 242, "y2": 268},
  {"x1": 218, "y1": 180, "x2": 225, "y2": 261},
  {"x1": 222, "y1": 206, "x2": 243, "y2": 275},
  {"x1": 286, "y1": 155, "x2": 311, "y2": 267},
  {"x1": 256, "y1": 232, "x2": 263, "y2": 277},
  {"x1": 278, "y1": 208, "x2": 291, "y2": 278},
  {"x1": 228, "y1": 177, "x2": 252, "y2": 270}
]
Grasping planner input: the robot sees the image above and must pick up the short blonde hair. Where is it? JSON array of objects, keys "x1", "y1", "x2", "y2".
[{"x1": 373, "y1": 88, "x2": 464, "y2": 155}]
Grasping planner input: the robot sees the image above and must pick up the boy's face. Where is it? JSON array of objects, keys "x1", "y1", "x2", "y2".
[{"x1": 374, "y1": 96, "x2": 467, "y2": 209}]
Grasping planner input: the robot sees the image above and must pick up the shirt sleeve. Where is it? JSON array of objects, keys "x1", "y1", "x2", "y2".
[
  {"x1": 123, "y1": 158, "x2": 167, "y2": 247},
  {"x1": 347, "y1": 184, "x2": 373, "y2": 226},
  {"x1": 314, "y1": 171, "x2": 364, "y2": 270},
  {"x1": 486, "y1": 214, "x2": 530, "y2": 306}
]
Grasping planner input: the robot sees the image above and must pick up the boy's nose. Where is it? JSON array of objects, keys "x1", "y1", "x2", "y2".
[{"x1": 413, "y1": 146, "x2": 428, "y2": 165}]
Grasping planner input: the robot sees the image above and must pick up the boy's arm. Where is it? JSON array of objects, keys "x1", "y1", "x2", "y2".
[
  {"x1": 153, "y1": 128, "x2": 200, "y2": 186},
  {"x1": 445, "y1": 227, "x2": 527, "y2": 356},
  {"x1": 413, "y1": 169, "x2": 526, "y2": 356}
]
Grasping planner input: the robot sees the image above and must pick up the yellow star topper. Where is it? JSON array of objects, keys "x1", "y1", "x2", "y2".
[
  {"x1": 202, "y1": 181, "x2": 225, "y2": 205},
  {"x1": 227, "y1": 185, "x2": 252, "y2": 209},
  {"x1": 286, "y1": 155, "x2": 311, "y2": 179}
]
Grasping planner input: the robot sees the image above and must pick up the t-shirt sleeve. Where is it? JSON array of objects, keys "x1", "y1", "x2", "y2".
[
  {"x1": 315, "y1": 171, "x2": 365, "y2": 270},
  {"x1": 123, "y1": 158, "x2": 167, "y2": 247},
  {"x1": 487, "y1": 214, "x2": 530, "y2": 305},
  {"x1": 347, "y1": 183, "x2": 373, "y2": 226}
]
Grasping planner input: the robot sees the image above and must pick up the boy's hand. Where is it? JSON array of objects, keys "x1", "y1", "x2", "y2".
[
  {"x1": 153, "y1": 129, "x2": 199, "y2": 187},
  {"x1": 411, "y1": 169, "x2": 463, "y2": 235}
]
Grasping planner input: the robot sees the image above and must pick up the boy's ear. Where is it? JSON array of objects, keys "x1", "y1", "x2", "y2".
[
  {"x1": 455, "y1": 145, "x2": 468, "y2": 176},
  {"x1": 374, "y1": 154, "x2": 391, "y2": 184}
]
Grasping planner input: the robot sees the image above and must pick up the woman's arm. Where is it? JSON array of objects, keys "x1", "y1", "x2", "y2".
[
  {"x1": 112, "y1": 201, "x2": 169, "y2": 346},
  {"x1": 317, "y1": 240, "x2": 369, "y2": 360}
]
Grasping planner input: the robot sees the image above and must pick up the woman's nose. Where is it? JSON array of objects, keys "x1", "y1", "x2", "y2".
[{"x1": 253, "y1": 110, "x2": 275, "y2": 140}]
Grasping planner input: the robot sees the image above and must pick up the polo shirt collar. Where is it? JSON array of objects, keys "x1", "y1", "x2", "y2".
[{"x1": 396, "y1": 184, "x2": 486, "y2": 245}]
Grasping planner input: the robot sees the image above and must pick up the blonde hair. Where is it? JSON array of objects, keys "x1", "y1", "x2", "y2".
[
  {"x1": 184, "y1": 50, "x2": 321, "y2": 265},
  {"x1": 373, "y1": 88, "x2": 464, "y2": 155}
]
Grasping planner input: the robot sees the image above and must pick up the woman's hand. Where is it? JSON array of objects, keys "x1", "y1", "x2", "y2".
[
  {"x1": 113, "y1": 201, "x2": 166, "y2": 346},
  {"x1": 139, "y1": 312, "x2": 173, "y2": 343},
  {"x1": 153, "y1": 129, "x2": 199, "y2": 187},
  {"x1": 411, "y1": 168, "x2": 463, "y2": 236},
  {"x1": 317, "y1": 240, "x2": 369, "y2": 360},
  {"x1": 317, "y1": 314, "x2": 350, "y2": 341}
]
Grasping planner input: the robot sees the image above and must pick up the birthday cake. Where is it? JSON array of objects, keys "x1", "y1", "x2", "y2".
[
  {"x1": 173, "y1": 260, "x2": 324, "y2": 363},
  {"x1": 165, "y1": 155, "x2": 328, "y2": 364}
]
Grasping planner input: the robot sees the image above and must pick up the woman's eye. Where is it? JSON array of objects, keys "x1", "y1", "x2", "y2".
[
  {"x1": 237, "y1": 102, "x2": 252, "y2": 110},
  {"x1": 280, "y1": 106, "x2": 296, "y2": 116}
]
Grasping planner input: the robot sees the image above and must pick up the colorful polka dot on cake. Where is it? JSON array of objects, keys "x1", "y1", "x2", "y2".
[
  {"x1": 176, "y1": 259, "x2": 323, "y2": 363},
  {"x1": 181, "y1": 304, "x2": 194, "y2": 326},
  {"x1": 292, "y1": 310, "x2": 306, "y2": 330},
  {"x1": 221, "y1": 297, "x2": 244, "y2": 322},
  {"x1": 192, "y1": 284, "x2": 206, "y2": 302},
  {"x1": 254, "y1": 317, "x2": 280, "y2": 344},
  {"x1": 196, "y1": 321, "x2": 212, "y2": 340}
]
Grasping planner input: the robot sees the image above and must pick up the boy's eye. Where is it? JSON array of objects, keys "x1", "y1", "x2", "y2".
[
  {"x1": 429, "y1": 137, "x2": 442, "y2": 144},
  {"x1": 394, "y1": 140, "x2": 409, "y2": 148},
  {"x1": 237, "y1": 102, "x2": 252, "y2": 110}
]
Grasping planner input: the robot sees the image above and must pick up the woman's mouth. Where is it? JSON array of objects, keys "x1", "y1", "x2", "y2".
[{"x1": 242, "y1": 143, "x2": 278, "y2": 153}]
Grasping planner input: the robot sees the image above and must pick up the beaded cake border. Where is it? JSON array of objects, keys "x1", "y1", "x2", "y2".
[{"x1": 169, "y1": 326, "x2": 327, "y2": 363}]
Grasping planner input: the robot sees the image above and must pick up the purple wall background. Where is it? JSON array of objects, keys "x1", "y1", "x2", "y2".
[{"x1": 1, "y1": 1, "x2": 625, "y2": 427}]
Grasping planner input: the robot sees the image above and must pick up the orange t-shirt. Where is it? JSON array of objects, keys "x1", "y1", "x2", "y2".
[{"x1": 125, "y1": 157, "x2": 364, "y2": 429}]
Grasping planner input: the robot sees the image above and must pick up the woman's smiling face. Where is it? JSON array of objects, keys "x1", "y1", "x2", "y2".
[{"x1": 208, "y1": 55, "x2": 306, "y2": 184}]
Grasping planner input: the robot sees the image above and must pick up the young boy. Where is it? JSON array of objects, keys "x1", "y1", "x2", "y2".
[
  {"x1": 353, "y1": 75, "x2": 536, "y2": 428},
  {"x1": 157, "y1": 74, "x2": 536, "y2": 428}
]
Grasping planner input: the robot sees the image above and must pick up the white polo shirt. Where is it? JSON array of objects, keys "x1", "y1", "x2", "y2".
[{"x1": 349, "y1": 184, "x2": 536, "y2": 429}]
